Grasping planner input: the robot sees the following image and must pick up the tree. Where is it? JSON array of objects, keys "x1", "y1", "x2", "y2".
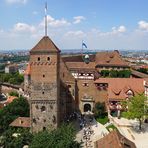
[
  {"x1": 94, "y1": 102, "x2": 106, "y2": 117},
  {"x1": 101, "y1": 70, "x2": 110, "y2": 77},
  {"x1": 0, "y1": 96, "x2": 29, "y2": 132},
  {"x1": 122, "y1": 94, "x2": 148, "y2": 130},
  {"x1": 9, "y1": 91, "x2": 19, "y2": 97},
  {"x1": 30, "y1": 124, "x2": 81, "y2": 148},
  {"x1": 110, "y1": 70, "x2": 118, "y2": 77},
  {"x1": 0, "y1": 128, "x2": 33, "y2": 148}
]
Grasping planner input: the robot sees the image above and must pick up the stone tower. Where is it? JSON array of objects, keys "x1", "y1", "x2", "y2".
[{"x1": 29, "y1": 36, "x2": 60, "y2": 132}]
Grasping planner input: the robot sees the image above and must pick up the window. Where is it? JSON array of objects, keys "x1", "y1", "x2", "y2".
[
  {"x1": 42, "y1": 92, "x2": 44, "y2": 94},
  {"x1": 83, "y1": 83, "x2": 89, "y2": 87},
  {"x1": 43, "y1": 74, "x2": 45, "y2": 78},
  {"x1": 41, "y1": 106, "x2": 46, "y2": 112},
  {"x1": 38, "y1": 57, "x2": 40, "y2": 61},
  {"x1": 47, "y1": 57, "x2": 50, "y2": 61},
  {"x1": 88, "y1": 73, "x2": 92, "y2": 76}
]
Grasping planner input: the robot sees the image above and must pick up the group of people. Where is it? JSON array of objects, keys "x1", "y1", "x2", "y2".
[{"x1": 77, "y1": 113, "x2": 95, "y2": 147}]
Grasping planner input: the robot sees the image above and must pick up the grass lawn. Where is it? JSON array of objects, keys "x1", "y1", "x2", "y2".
[
  {"x1": 96, "y1": 115, "x2": 109, "y2": 125},
  {"x1": 106, "y1": 124, "x2": 118, "y2": 132}
]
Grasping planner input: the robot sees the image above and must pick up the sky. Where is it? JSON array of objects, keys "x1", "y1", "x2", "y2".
[{"x1": 0, "y1": 0, "x2": 148, "y2": 50}]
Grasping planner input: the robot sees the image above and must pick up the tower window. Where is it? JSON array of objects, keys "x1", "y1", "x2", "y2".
[
  {"x1": 43, "y1": 74, "x2": 45, "y2": 78},
  {"x1": 47, "y1": 57, "x2": 50, "y2": 61},
  {"x1": 38, "y1": 57, "x2": 40, "y2": 61},
  {"x1": 41, "y1": 106, "x2": 46, "y2": 112}
]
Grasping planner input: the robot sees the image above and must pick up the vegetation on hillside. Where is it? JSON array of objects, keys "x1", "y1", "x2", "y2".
[
  {"x1": 0, "y1": 72, "x2": 24, "y2": 85},
  {"x1": 0, "y1": 55, "x2": 29, "y2": 63}
]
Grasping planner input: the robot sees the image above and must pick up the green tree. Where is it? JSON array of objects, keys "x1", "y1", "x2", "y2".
[
  {"x1": 110, "y1": 70, "x2": 118, "y2": 77},
  {"x1": 0, "y1": 128, "x2": 33, "y2": 148},
  {"x1": 30, "y1": 124, "x2": 81, "y2": 148},
  {"x1": 94, "y1": 102, "x2": 106, "y2": 117},
  {"x1": 122, "y1": 94, "x2": 148, "y2": 130},
  {"x1": 101, "y1": 70, "x2": 110, "y2": 77},
  {"x1": 9, "y1": 91, "x2": 19, "y2": 97},
  {"x1": 0, "y1": 97, "x2": 29, "y2": 132}
]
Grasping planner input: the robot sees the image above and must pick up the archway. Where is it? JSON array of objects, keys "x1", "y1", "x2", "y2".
[{"x1": 84, "y1": 104, "x2": 91, "y2": 112}]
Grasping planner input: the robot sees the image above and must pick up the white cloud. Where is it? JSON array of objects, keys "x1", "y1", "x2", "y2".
[
  {"x1": 112, "y1": 25, "x2": 126, "y2": 33},
  {"x1": 73, "y1": 16, "x2": 85, "y2": 24},
  {"x1": 6, "y1": 0, "x2": 27, "y2": 4},
  {"x1": 138, "y1": 20, "x2": 148, "y2": 31},
  {"x1": 40, "y1": 15, "x2": 71, "y2": 28},
  {"x1": 64, "y1": 30, "x2": 85, "y2": 37},
  {"x1": 13, "y1": 23, "x2": 36, "y2": 33}
]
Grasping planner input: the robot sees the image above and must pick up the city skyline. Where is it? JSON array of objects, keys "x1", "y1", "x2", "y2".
[{"x1": 0, "y1": 0, "x2": 148, "y2": 50}]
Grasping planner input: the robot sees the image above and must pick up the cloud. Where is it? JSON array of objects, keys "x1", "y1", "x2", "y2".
[
  {"x1": 112, "y1": 25, "x2": 126, "y2": 33},
  {"x1": 73, "y1": 16, "x2": 86, "y2": 24},
  {"x1": 138, "y1": 20, "x2": 148, "y2": 31},
  {"x1": 13, "y1": 23, "x2": 36, "y2": 33},
  {"x1": 6, "y1": 0, "x2": 27, "y2": 4},
  {"x1": 64, "y1": 30, "x2": 85, "y2": 37},
  {"x1": 40, "y1": 15, "x2": 71, "y2": 28}
]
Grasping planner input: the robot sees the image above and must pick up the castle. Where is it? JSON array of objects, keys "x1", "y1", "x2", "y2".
[{"x1": 9, "y1": 35, "x2": 147, "y2": 132}]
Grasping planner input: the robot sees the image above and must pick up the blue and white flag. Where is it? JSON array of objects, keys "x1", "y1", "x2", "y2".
[{"x1": 82, "y1": 42, "x2": 87, "y2": 48}]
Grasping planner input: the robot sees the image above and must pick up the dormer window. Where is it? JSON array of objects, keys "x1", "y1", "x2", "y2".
[{"x1": 127, "y1": 90, "x2": 133, "y2": 98}]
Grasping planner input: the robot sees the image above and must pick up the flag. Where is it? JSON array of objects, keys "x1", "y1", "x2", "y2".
[{"x1": 82, "y1": 42, "x2": 87, "y2": 48}]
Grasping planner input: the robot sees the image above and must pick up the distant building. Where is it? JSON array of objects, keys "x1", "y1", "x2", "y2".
[{"x1": 5, "y1": 64, "x2": 18, "y2": 73}]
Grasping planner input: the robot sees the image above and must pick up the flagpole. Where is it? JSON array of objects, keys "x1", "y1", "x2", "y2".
[
  {"x1": 45, "y1": 1, "x2": 47, "y2": 36},
  {"x1": 81, "y1": 40, "x2": 84, "y2": 61}
]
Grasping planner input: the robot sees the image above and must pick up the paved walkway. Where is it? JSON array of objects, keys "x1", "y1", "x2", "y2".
[
  {"x1": 111, "y1": 117, "x2": 148, "y2": 148},
  {"x1": 76, "y1": 116, "x2": 109, "y2": 148}
]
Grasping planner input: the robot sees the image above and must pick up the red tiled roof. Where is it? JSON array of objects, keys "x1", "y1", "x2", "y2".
[
  {"x1": 6, "y1": 96, "x2": 17, "y2": 103},
  {"x1": 65, "y1": 62, "x2": 95, "y2": 70},
  {"x1": 95, "y1": 130, "x2": 136, "y2": 148},
  {"x1": 30, "y1": 36, "x2": 60, "y2": 53},
  {"x1": 10, "y1": 117, "x2": 30, "y2": 128},
  {"x1": 94, "y1": 78, "x2": 144, "y2": 101},
  {"x1": 95, "y1": 51, "x2": 129, "y2": 67}
]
